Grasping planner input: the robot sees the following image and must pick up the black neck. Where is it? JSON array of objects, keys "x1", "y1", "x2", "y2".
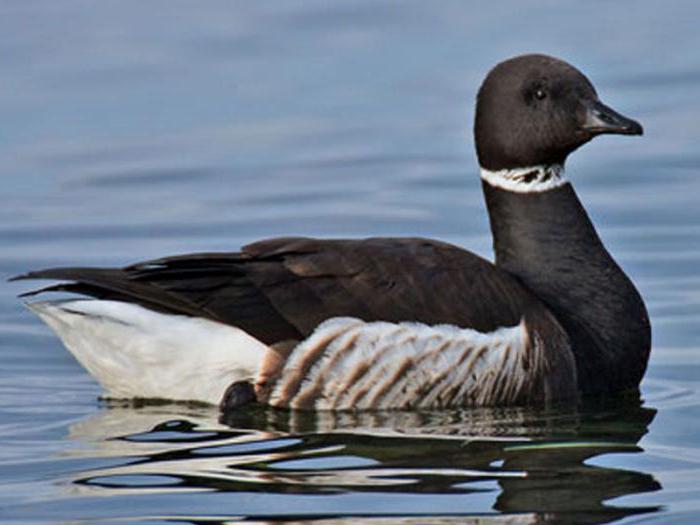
[{"x1": 482, "y1": 180, "x2": 651, "y2": 395}]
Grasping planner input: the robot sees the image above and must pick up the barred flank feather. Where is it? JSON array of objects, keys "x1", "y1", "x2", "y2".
[{"x1": 266, "y1": 317, "x2": 542, "y2": 410}]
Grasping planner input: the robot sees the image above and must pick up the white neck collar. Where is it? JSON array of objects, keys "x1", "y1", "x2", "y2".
[{"x1": 480, "y1": 164, "x2": 567, "y2": 193}]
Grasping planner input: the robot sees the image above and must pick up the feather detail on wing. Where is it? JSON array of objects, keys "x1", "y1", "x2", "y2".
[{"x1": 11, "y1": 238, "x2": 534, "y2": 346}]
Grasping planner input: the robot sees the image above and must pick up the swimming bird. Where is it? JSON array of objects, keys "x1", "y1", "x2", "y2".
[{"x1": 12, "y1": 54, "x2": 650, "y2": 411}]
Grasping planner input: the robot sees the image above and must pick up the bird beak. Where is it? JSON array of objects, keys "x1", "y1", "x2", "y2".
[{"x1": 581, "y1": 99, "x2": 643, "y2": 136}]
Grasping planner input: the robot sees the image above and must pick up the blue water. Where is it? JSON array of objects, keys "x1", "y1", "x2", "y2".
[{"x1": 2, "y1": 1, "x2": 699, "y2": 523}]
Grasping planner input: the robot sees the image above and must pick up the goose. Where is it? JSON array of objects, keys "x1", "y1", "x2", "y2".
[{"x1": 12, "y1": 54, "x2": 650, "y2": 411}]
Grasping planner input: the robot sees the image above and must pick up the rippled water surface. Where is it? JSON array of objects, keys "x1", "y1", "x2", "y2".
[{"x1": 2, "y1": 2, "x2": 700, "y2": 523}]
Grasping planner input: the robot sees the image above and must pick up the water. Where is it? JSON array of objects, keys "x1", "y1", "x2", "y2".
[{"x1": 1, "y1": 1, "x2": 699, "y2": 523}]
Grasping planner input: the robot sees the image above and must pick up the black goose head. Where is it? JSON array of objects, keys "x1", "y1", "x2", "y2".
[{"x1": 474, "y1": 54, "x2": 643, "y2": 171}]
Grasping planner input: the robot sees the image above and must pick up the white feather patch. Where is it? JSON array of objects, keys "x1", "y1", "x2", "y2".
[
  {"x1": 268, "y1": 317, "x2": 538, "y2": 410},
  {"x1": 480, "y1": 164, "x2": 566, "y2": 193},
  {"x1": 27, "y1": 300, "x2": 267, "y2": 404}
]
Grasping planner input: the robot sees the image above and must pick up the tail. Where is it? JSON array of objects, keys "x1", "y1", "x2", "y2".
[{"x1": 27, "y1": 299, "x2": 267, "y2": 405}]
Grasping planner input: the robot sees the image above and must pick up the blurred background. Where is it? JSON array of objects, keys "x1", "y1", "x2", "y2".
[{"x1": 1, "y1": 1, "x2": 699, "y2": 523}]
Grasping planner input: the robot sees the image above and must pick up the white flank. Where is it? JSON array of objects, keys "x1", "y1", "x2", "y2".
[
  {"x1": 480, "y1": 164, "x2": 566, "y2": 193},
  {"x1": 268, "y1": 317, "x2": 538, "y2": 410},
  {"x1": 27, "y1": 300, "x2": 267, "y2": 404}
]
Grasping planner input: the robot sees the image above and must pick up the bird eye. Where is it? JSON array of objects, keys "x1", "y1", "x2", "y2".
[{"x1": 534, "y1": 89, "x2": 547, "y2": 100}]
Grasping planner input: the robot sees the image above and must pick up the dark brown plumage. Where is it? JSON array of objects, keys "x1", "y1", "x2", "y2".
[
  {"x1": 18, "y1": 237, "x2": 543, "y2": 346},
  {"x1": 12, "y1": 53, "x2": 651, "y2": 409}
]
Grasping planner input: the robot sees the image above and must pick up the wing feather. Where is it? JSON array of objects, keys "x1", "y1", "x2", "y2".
[{"x1": 12, "y1": 237, "x2": 534, "y2": 345}]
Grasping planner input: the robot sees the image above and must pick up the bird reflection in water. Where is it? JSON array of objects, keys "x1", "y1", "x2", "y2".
[{"x1": 63, "y1": 394, "x2": 660, "y2": 524}]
